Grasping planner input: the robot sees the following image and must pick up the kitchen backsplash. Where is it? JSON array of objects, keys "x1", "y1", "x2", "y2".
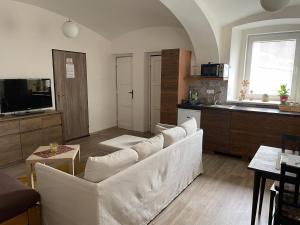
[{"x1": 188, "y1": 80, "x2": 228, "y2": 104}]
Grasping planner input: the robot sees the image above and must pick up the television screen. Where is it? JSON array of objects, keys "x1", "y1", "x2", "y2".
[{"x1": 0, "y1": 79, "x2": 52, "y2": 113}]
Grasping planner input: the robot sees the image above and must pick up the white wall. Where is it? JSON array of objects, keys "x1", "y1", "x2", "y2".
[
  {"x1": 0, "y1": 0, "x2": 116, "y2": 133},
  {"x1": 220, "y1": 6, "x2": 300, "y2": 63},
  {"x1": 112, "y1": 27, "x2": 193, "y2": 132},
  {"x1": 161, "y1": 0, "x2": 219, "y2": 64}
]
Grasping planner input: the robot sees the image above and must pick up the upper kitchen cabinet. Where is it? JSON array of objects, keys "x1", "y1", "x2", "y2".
[{"x1": 160, "y1": 49, "x2": 191, "y2": 125}]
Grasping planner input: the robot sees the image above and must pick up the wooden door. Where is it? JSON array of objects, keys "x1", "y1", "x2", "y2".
[
  {"x1": 116, "y1": 56, "x2": 133, "y2": 130},
  {"x1": 150, "y1": 55, "x2": 161, "y2": 133},
  {"x1": 52, "y1": 50, "x2": 89, "y2": 141}
]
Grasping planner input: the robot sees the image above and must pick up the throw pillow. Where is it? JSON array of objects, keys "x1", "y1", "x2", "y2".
[
  {"x1": 132, "y1": 134, "x2": 164, "y2": 160},
  {"x1": 162, "y1": 126, "x2": 187, "y2": 148},
  {"x1": 155, "y1": 123, "x2": 176, "y2": 134},
  {"x1": 84, "y1": 148, "x2": 138, "y2": 182},
  {"x1": 180, "y1": 117, "x2": 198, "y2": 136}
]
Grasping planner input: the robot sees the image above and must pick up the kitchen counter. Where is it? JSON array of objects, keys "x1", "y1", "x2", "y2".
[{"x1": 177, "y1": 104, "x2": 300, "y2": 117}]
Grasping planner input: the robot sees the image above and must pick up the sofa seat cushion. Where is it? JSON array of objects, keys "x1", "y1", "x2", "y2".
[
  {"x1": 84, "y1": 149, "x2": 139, "y2": 182},
  {"x1": 132, "y1": 134, "x2": 164, "y2": 160},
  {"x1": 180, "y1": 118, "x2": 197, "y2": 136},
  {"x1": 162, "y1": 126, "x2": 187, "y2": 148},
  {"x1": 0, "y1": 172, "x2": 40, "y2": 223}
]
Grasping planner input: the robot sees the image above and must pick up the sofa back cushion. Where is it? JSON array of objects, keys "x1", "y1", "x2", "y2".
[
  {"x1": 84, "y1": 149, "x2": 138, "y2": 182},
  {"x1": 180, "y1": 117, "x2": 197, "y2": 136},
  {"x1": 155, "y1": 123, "x2": 176, "y2": 135},
  {"x1": 132, "y1": 134, "x2": 164, "y2": 160},
  {"x1": 162, "y1": 126, "x2": 186, "y2": 148}
]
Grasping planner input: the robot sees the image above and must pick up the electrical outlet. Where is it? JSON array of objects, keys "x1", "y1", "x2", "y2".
[{"x1": 206, "y1": 89, "x2": 215, "y2": 94}]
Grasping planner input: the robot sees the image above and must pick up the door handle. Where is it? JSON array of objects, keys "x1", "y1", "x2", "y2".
[{"x1": 128, "y1": 90, "x2": 134, "y2": 99}]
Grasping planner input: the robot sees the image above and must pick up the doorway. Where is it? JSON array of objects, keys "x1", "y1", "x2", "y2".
[
  {"x1": 116, "y1": 56, "x2": 133, "y2": 130},
  {"x1": 52, "y1": 49, "x2": 89, "y2": 141},
  {"x1": 149, "y1": 55, "x2": 162, "y2": 133}
]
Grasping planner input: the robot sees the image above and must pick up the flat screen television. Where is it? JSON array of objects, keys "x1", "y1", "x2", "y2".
[{"x1": 0, "y1": 79, "x2": 52, "y2": 113}]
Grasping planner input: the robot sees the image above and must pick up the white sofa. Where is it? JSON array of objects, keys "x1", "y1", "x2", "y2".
[{"x1": 35, "y1": 129, "x2": 203, "y2": 225}]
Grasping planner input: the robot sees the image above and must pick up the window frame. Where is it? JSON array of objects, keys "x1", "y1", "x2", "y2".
[{"x1": 244, "y1": 32, "x2": 300, "y2": 101}]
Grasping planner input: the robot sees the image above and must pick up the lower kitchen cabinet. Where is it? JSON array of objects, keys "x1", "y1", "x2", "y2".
[
  {"x1": 201, "y1": 108, "x2": 300, "y2": 160},
  {"x1": 201, "y1": 108, "x2": 231, "y2": 155}
]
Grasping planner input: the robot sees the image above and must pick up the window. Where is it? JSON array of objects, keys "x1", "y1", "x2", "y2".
[{"x1": 245, "y1": 32, "x2": 300, "y2": 101}]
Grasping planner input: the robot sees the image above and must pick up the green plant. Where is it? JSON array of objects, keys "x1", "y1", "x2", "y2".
[{"x1": 278, "y1": 84, "x2": 289, "y2": 97}]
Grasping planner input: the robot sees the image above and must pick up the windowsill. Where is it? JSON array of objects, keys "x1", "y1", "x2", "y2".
[{"x1": 227, "y1": 99, "x2": 280, "y2": 109}]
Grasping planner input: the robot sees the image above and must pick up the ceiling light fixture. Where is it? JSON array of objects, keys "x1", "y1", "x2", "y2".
[
  {"x1": 62, "y1": 19, "x2": 79, "y2": 38},
  {"x1": 260, "y1": 0, "x2": 290, "y2": 12}
]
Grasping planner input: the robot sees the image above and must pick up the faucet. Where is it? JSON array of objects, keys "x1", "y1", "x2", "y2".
[{"x1": 213, "y1": 91, "x2": 222, "y2": 105}]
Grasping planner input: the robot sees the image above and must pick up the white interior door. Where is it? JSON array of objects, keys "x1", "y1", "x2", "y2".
[
  {"x1": 116, "y1": 56, "x2": 133, "y2": 130},
  {"x1": 150, "y1": 55, "x2": 161, "y2": 133}
]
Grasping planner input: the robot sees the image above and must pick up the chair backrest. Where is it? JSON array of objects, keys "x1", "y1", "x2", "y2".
[
  {"x1": 281, "y1": 134, "x2": 300, "y2": 154},
  {"x1": 278, "y1": 163, "x2": 300, "y2": 214}
]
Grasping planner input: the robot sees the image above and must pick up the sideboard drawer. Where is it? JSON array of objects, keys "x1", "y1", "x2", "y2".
[
  {"x1": 21, "y1": 130, "x2": 44, "y2": 159},
  {"x1": 42, "y1": 115, "x2": 62, "y2": 128},
  {"x1": 43, "y1": 126, "x2": 63, "y2": 144},
  {"x1": 0, "y1": 134, "x2": 22, "y2": 166},
  {"x1": 0, "y1": 120, "x2": 20, "y2": 137},
  {"x1": 20, "y1": 118, "x2": 42, "y2": 132}
]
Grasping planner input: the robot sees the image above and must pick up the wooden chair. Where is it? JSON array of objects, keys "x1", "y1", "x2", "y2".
[
  {"x1": 268, "y1": 134, "x2": 300, "y2": 225},
  {"x1": 281, "y1": 134, "x2": 300, "y2": 154},
  {"x1": 273, "y1": 163, "x2": 300, "y2": 225}
]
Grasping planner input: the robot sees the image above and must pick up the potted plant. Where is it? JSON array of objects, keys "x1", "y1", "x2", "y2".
[{"x1": 278, "y1": 84, "x2": 289, "y2": 104}]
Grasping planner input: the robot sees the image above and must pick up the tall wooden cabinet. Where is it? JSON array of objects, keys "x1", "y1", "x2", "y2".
[
  {"x1": 160, "y1": 49, "x2": 191, "y2": 125},
  {"x1": 0, "y1": 111, "x2": 63, "y2": 167}
]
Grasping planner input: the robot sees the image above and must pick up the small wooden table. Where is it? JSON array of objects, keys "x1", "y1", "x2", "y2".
[
  {"x1": 26, "y1": 145, "x2": 80, "y2": 188},
  {"x1": 248, "y1": 145, "x2": 282, "y2": 225}
]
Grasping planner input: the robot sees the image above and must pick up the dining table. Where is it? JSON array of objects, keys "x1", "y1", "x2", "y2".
[{"x1": 248, "y1": 145, "x2": 282, "y2": 225}]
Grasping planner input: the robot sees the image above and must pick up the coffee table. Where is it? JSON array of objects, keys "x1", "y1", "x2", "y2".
[{"x1": 26, "y1": 145, "x2": 80, "y2": 188}]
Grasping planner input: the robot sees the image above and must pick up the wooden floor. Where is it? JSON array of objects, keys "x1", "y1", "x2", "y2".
[
  {"x1": 1, "y1": 127, "x2": 272, "y2": 225},
  {"x1": 151, "y1": 153, "x2": 272, "y2": 225}
]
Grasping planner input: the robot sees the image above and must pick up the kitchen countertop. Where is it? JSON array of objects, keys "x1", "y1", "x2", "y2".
[{"x1": 177, "y1": 104, "x2": 300, "y2": 117}]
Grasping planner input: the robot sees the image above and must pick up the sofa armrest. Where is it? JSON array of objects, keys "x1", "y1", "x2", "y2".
[{"x1": 35, "y1": 163, "x2": 100, "y2": 225}]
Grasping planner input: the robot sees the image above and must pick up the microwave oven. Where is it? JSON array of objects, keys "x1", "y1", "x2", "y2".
[{"x1": 201, "y1": 63, "x2": 229, "y2": 77}]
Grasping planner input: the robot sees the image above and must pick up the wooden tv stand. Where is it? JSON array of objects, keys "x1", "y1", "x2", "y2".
[{"x1": 0, "y1": 111, "x2": 63, "y2": 167}]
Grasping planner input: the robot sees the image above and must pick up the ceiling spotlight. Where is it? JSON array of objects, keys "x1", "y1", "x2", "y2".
[
  {"x1": 62, "y1": 19, "x2": 79, "y2": 38},
  {"x1": 260, "y1": 0, "x2": 290, "y2": 12}
]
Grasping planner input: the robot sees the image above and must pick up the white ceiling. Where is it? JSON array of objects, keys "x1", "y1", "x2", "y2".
[
  {"x1": 12, "y1": 0, "x2": 182, "y2": 39},
  {"x1": 201, "y1": 0, "x2": 300, "y2": 26}
]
